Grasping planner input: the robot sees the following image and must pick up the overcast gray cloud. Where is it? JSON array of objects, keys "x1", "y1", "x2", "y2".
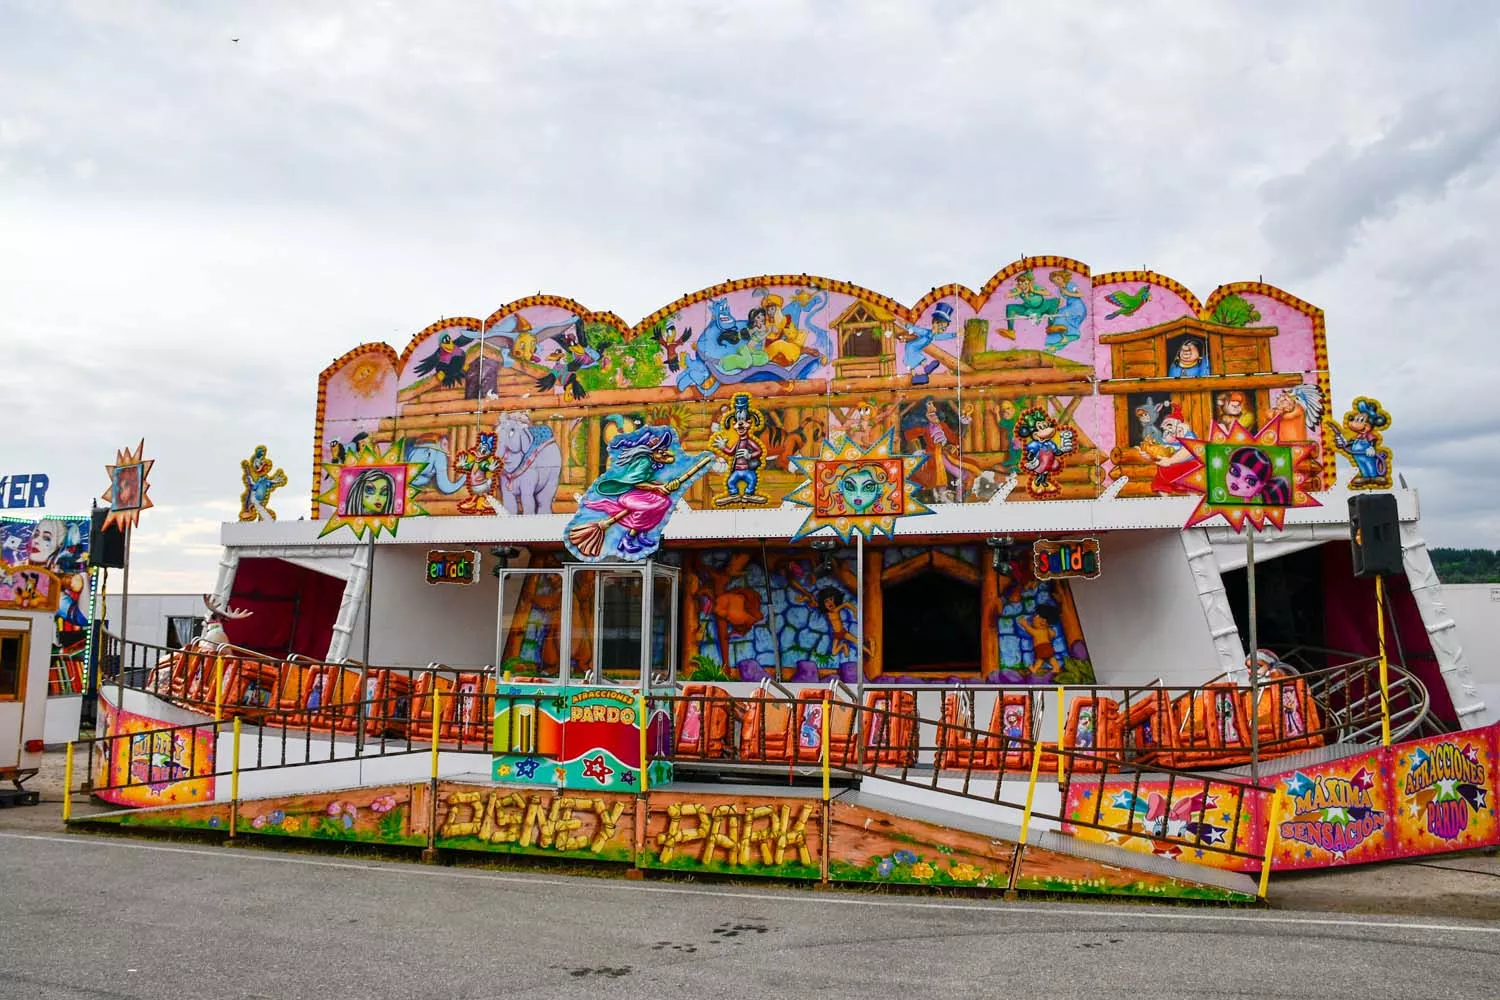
[{"x1": 3, "y1": 0, "x2": 1499, "y2": 589}]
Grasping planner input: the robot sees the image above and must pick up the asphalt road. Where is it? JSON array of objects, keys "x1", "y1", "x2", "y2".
[{"x1": 2, "y1": 832, "x2": 1498, "y2": 1000}]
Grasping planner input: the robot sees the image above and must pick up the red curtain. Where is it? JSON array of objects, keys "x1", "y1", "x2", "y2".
[{"x1": 222, "y1": 557, "x2": 344, "y2": 660}]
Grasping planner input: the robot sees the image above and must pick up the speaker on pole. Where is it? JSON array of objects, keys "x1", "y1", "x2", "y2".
[
  {"x1": 90, "y1": 506, "x2": 127, "y2": 569},
  {"x1": 1349, "y1": 493, "x2": 1401, "y2": 578}
]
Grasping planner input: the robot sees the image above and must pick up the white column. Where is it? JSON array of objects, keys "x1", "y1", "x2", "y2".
[
  {"x1": 327, "y1": 543, "x2": 373, "y2": 662},
  {"x1": 1181, "y1": 527, "x2": 1246, "y2": 680},
  {"x1": 1400, "y1": 522, "x2": 1492, "y2": 728},
  {"x1": 212, "y1": 548, "x2": 240, "y2": 608}
]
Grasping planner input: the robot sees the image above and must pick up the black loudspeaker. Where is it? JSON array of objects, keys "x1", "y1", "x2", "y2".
[
  {"x1": 1349, "y1": 493, "x2": 1401, "y2": 578},
  {"x1": 90, "y1": 507, "x2": 127, "y2": 568}
]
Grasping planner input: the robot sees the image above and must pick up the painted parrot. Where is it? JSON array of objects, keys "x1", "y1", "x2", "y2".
[
  {"x1": 534, "y1": 318, "x2": 601, "y2": 400},
  {"x1": 413, "y1": 332, "x2": 476, "y2": 387},
  {"x1": 1104, "y1": 285, "x2": 1152, "y2": 320}
]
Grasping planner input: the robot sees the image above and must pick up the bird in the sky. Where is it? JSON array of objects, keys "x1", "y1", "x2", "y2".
[
  {"x1": 413, "y1": 332, "x2": 475, "y2": 387},
  {"x1": 231, "y1": 37, "x2": 239, "y2": 43},
  {"x1": 1104, "y1": 286, "x2": 1151, "y2": 320}
]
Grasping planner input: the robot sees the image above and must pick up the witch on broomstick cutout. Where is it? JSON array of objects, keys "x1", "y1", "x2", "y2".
[{"x1": 565, "y1": 425, "x2": 713, "y2": 561}]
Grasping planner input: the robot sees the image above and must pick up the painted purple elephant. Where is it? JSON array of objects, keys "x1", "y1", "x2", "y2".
[{"x1": 497, "y1": 413, "x2": 561, "y2": 515}]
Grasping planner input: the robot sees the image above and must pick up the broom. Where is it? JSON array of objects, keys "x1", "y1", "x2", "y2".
[{"x1": 567, "y1": 454, "x2": 713, "y2": 558}]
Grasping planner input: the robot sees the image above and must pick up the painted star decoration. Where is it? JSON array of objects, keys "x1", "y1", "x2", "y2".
[
  {"x1": 786, "y1": 431, "x2": 931, "y2": 543},
  {"x1": 101, "y1": 439, "x2": 156, "y2": 532},
  {"x1": 513, "y1": 758, "x2": 541, "y2": 779},
  {"x1": 1284, "y1": 772, "x2": 1315, "y2": 800},
  {"x1": 581, "y1": 754, "x2": 614, "y2": 784},
  {"x1": 314, "y1": 439, "x2": 426, "y2": 540},
  {"x1": 1170, "y1": 420, "x2": 1320, "y2": 533}
]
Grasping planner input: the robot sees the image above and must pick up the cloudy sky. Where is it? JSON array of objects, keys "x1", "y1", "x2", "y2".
[{"x1": 3, "y1": 0, "x2": 1498, "y2": 590}]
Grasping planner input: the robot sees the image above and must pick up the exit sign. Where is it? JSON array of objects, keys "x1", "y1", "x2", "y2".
[
  {"x1": 426, "y1": 549, "x2": 480, "y2": 586},
  {"x1": 0, "y1": 474, "x2": 49, "y2": 510}
]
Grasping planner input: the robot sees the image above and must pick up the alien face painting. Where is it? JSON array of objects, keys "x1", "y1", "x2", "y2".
[{"x1": 836, "y1": 465, "x2": 886, "y2": 515}]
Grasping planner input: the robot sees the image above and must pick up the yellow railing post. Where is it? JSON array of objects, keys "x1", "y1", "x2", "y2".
[
  {"x1": 638, "y1": 691, "x2": 650, "y2": 793},
  {"x1": 1377, "y1": 576, "x2": 1391, "y2": 746},
  {"x1": 62, "y1": 742, "x2": 75, "y2": 823},
  {"x1": 213, "y1": 654, "x2": 225, "y2": 721},
  {"x1": 820, "y1": 696, "x2": 831, "y2": 802},
  {"x1": 1018, "y1": 738, "x2": 1044, "y2": 845},
  {"x1": 1055, "y1": 686, "x2": 1066, "y2": 785},
  {"x1": 1258, "y1": 788, "x2": 1286, "y2": 899},
  {"x1": 230, "y1": 718, "x2": 241, "y2": 838},
  {"x1": 430, "y1": 687, "x2": 442, "y2": 781}
]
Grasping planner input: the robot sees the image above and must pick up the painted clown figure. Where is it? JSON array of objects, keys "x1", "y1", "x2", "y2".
[{"x1": 1015, "y1": 407, "x2": 1077, "y2": 496}]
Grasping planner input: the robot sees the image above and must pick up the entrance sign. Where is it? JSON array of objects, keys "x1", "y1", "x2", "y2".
[
  {"x1": 493, "y1": 684, "x2": 673, "y2": 792},
  {"x1": 426, "y1": 549, "x2": 480, "y2": 586}
]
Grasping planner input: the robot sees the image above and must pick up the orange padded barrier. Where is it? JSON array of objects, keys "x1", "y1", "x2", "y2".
[
  {"x1": 363, "y1": 669, "x2": 414, "y2": 738},
  {"x1": 792, "y1": 691, "x2": 855, "y2": 765},
  {"x1": 997, "y1": 692, "x2": 1035, "y2": 771},
  {"x1": 860, "y1": 690, "x2": 917, "y2": 767},
  {"x1": 1165, "y1": 683, "x2": 1254, "y2": 768},
  {"x1": 938, "y1": 691, "x2": 998, "y2": 771},
  {"x1": 409, "y1": 672, "x2": 456, "y2": 743},
  {"x1": 443, "y1": 673, "x2": 493, "y2": 745},
  {"x1": 737, "y1": 691, "x2": 797, "y2": 763},
  {"x1": 1040, "y1": 695, "x2": 1124, "y2": 775},
  {"x1": 1242, "y1": 676, "x2": 1325, "y2": 756},
  {"x1": 674, "y1": 685, "x2": 733, "y2": 759}
]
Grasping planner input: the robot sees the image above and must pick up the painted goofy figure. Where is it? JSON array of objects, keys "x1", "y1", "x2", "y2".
[{"x1": 710, "y1": 393, "x2": 769, "y2": 506}]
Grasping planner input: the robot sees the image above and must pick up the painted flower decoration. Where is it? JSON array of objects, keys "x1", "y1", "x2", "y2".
[
  {"x1": 876, "y1": 857, "x2": 895, "y2": 878},
  {"x1": 496, "y1": 764, "x2": 513, "y2": 778},
  {"x1": 910, "y1": 862, "x2": 935, "y2": 880},
  {"x1": 283, "y1": 816, "x2": 301, "y2": 833},
  {"x1": 269, "y1": 810, "x2": 286, "y2": 826},
  {"x1": 949, "y1": 863, "x2": 982, "y2": 882},
  {"x1": 892, "y1": 849, "x2": 919, "y2": 865},
  {"x1": 251, "y1": 814, "x2": 267, "y2": 829},
  {"x1": 370, "y1": 795, "x2": 397, "y2": 815}
]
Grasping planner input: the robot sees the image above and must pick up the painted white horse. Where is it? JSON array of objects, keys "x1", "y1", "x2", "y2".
[{"x1": 497, "y1": 413, "x2": 562, "y2": 515}]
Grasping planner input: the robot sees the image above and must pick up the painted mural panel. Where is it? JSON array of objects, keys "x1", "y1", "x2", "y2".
[
  {"x1": 1391, "y1": 729, "x2": 1499, "y2": 858},
  {"x1": 1061, "y1": 778, "x2": 1264, "y2": 873},
  {"x1": 313, "y1": 263, "x2": 1332, "y2": 519},
  {"x1": 641, "y1": 791, "x2": 821, "y2": 879},
  {"x1": 93, "y1": 701, "x2": 216, "y2": 807},
  {"x1": 0, "y1": 516, "x2": 92, "y2": 695},
  {"x1": 239, "y1": 784, "x2": 426, "y2": 846},
  {"x1": 1014, "y1": 843, "x2": 1253, "y2": 902},
  {"x1": 827, "y1": 800, "x2": 1014, "y2": 889},
  {"x1": 435, "y1": 783, "x2": 635, "y2": 862},
  {"x1": 1271, "y1": 750, "x2": 1393, "y2": 870}
]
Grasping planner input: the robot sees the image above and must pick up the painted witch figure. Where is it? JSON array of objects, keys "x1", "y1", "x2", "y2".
[{"x1": 565, "y1": 425, "x2": 712, "y2": 561}]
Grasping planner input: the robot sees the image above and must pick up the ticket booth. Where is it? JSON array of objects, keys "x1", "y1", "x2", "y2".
[{"x1": 1, "y1": 610, "x2": 52, "y2": 806}]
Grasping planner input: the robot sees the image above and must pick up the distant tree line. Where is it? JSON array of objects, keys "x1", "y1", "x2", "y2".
[{"x1": 1430, "y1": 548, "x2": 1500, "y2": 583}]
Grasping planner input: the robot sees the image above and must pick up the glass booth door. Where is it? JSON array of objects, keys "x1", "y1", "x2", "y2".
[{"x1": 495, "y1": 562, "x2": 679, "y2": 691}]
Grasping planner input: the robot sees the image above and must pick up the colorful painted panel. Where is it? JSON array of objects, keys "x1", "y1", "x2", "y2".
[
  {"x1": 1272, "y1": 751, "x2": 1393, "y2": 870},
  {"x1": 239, "y1": 785, "x2": 425, "y2": 846},
  {"x1": 93, "y1": 701, "x2": 215, "y2": 807},
  {"x1": 564, "y1": 424, "x2": 711, "y2": 562},
  {"x1": 434, "y1": 784, "x2": 635, "y2": 862},
  {"x1": 492, "y1": 685, "x2": 672, "y2": 791},
  {"x1": 1061, "y1": 778, "x2": 1264, "y2": 873},
  {"x1": 826, "y1": 800, "x2": 1014, "y2": 889},
  {"x1": 2, "y1": 517, "x2": 94, "y2": 695},
  {"x1": 1391, "y1": 730, "x2": 1499, "y2": 858},
  {"x1": 685, "y1": 549, "x2": 862, "y2": 684},
  {"x1": 1014, "y1": 842, "x2": 1254, "y2": 902},
  {"x1": 313, "y1": 262, "x2": 1333, "y2": 519},
  {"x1": 641, "y1": 792, "x2": 821, "y2": 879}
]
